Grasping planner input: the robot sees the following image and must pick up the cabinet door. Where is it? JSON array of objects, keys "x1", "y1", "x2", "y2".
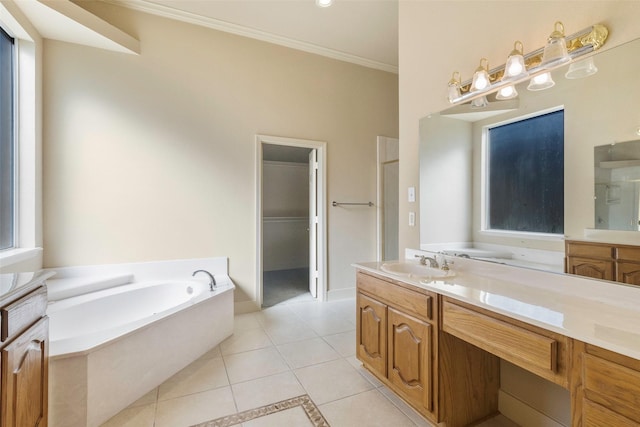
[
  {"x1": 566, "y1": 257, "x2": 614, "y2": 281},
  {"x1": 356, "y1": 293, "x2": 387, "y2": 377},
  {"x1": 387, "y1": 307, "x2": 432, "y2": 412},
  {"x1": 1, "y1": 317, "x2": 48, "y2": 427},
  {"x1": 617, "y1": 261, "x2": 640, "y2": 286}
]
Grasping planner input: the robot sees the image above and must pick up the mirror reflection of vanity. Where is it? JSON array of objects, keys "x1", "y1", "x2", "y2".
[{"x1": 419, "y1": 37, "x2": 640, "y2": 277}]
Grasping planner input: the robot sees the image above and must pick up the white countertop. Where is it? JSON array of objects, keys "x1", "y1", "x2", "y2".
[{"x1": 354, "y1": 258, "x2": 640, "y2": 361}]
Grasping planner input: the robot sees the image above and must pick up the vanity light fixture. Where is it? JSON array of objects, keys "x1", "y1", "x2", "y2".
[
  {"x1": 448, "y1": 72, "x2": 462, "y2": 104},
  {"x1": 446, "y1": 22, "x2": 608, "y2": 105},
  {"x1": 540, "y1": 21, "x2": 571, "y2": 68},
  {"x1": 315, "y1": 0, "x2": 333, "y2": 7},
  {"x1": 527, "y1": 72, "x2": 555, "y2": 91},
  {"x1": 565, "y1": 57, "x2": 598, "y2": 79},
  {"x1": 470, "y1": 58, "x2": 491, "y2": 92}
]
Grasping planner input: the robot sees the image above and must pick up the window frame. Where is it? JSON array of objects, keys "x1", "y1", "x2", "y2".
[
  {"x1": 0, "y1": 25, "x2": 16, "y2": 251},
  {"x1": 0, "y1": 6, "x2": 43, "y2": 270},
  {"x1": 480, "y1": 106, "x2": 565, "y2": 240}
]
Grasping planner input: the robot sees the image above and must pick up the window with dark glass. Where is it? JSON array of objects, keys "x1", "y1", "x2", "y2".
[
  {"x1": 0, "y1": 27, "x2": 15, "y2": 250},
  {"x1": 487, "y1": 109, "x2": 564, "y2": 234}
]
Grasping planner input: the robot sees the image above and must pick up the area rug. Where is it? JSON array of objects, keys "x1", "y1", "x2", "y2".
[{"x1": 191, "y1": 394, "x2": 330, "y2": 427}]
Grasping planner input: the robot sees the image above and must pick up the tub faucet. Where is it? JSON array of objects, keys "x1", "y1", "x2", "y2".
[{"x1": 192, "y1": 270, "x2": 217, "y2": 291}]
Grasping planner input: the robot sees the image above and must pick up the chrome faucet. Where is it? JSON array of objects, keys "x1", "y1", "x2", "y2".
[
  {"x1": 415, "y1": 255, "x2": 439, "y2": 268},
  {"x1": 192, "y1": 269, "x2": 217, "y2": 291}
]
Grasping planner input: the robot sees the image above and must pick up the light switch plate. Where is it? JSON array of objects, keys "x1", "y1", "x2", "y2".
[
  {"x1": 408, "y1": 187, "x2": 416, "y2": 202},
  {"x1": 409, "y1": 212, "x2": 415, "y2": 226}
]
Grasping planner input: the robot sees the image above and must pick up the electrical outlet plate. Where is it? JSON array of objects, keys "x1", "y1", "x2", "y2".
[{"x1": 408, "y1": 187, "x2": 415, "y2": 202}]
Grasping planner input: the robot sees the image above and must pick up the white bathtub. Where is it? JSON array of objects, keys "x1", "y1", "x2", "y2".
[{"x1": 47, "y1": 258, "x2": 235, "y2": 427}]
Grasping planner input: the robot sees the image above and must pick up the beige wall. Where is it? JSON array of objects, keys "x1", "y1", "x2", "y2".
[
  {"x1": 399, "y1": 0, "x2": 640, "y2": 256},
  {"x1": 42, "y1": 2, "x2": 398, "y2": 304}
]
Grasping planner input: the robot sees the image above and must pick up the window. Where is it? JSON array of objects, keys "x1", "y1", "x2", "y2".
[
  {"x1": 485, "y1": 109, "x2": 564, "y2": 235},
  {"x1": 0, "y1": 27, "x2": 15, "y2": 250}
]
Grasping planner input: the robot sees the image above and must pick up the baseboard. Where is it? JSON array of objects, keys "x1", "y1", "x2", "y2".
[
  {"x1": 499, "y1": 390, "x2": 566, "y2": 427},
  {"x1": 327, "y1": 287, "x2": 355, "y2": 301},
  {"x1": 234, "y1": 300, "x2": 261, "y2": 314}
]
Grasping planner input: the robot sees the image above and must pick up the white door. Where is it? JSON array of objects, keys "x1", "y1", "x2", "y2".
[
  {"x1": 309, "y1": 149, "x2": 319, "y2": 298},
  {"x1": 383, "y1": 160, "x2": 399, "y2": 261}
]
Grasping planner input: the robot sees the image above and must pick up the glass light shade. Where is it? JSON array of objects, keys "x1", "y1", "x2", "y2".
[
  {"x1": 496, "y1": 85, "x2": 518, "y2": 100},
  {"x1": 470, "y1": 96, "x2": 488, "y2": 109},
  {"x1": 447, "y1": 71, "x2": 461, "y2": 103},
  {"x1": 503, "y1": 41, "x2": 526, "y2": 79},
  {"x1": 565, "y1": 57, "x2": 598, "y2": 79},
  {"x1": 470, "y1": 58, "x2": 490, "y2": 92},
  {"x1": 316, "y1": 0, "x2": 333, "y2": 7},
  {"x1": 541, "y1": 21, "x2": 570, "y2": 67},
  {"x1": 527, "y1": 72, "x2": 555, "y2": 91}
]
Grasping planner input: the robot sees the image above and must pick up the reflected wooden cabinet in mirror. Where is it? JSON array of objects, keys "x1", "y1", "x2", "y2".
[{"x1": 565, "y1": 240, "x2": 640, "y2": 286}]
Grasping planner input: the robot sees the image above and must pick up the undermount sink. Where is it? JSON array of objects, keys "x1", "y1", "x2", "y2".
[{"x1": 380, "y1": 262, "x2": 455, "y2": 280}]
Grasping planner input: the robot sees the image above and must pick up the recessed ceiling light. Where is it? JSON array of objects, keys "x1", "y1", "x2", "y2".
[{"x1": 316, "y1": 0, "x2": 333, "y2": 7}]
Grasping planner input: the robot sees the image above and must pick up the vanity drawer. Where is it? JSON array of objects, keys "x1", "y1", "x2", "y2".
[
  {"x1": 566, "y1": 242, "x2": 614, "y2": 260},
  {"x1": 357, "y1": 272, "x2": 433, "y2": 321},
  {"x1": 582, "y1": 353, "x2": 640, "y2": 423},
  {"x1": 1, "y1": 286, "x2": 48, "y2": 342},
  {"x1": 616, "y1": 246, "x2": 640, "y2": 262},
  {"x1": 583, "y1": 399, "x2": 638, "y2": 427},
  {"x1": 442, "y1": 300, "x2": 565, "y2": 385}
]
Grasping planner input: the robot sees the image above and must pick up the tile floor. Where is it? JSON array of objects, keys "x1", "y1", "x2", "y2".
[
  {"x1": 262, "y1": 268, "x2": 312, "y2": 307},
  {"x1": 99, "y1": 297, "x2": 433, "y2": 427},
  {"x1": 100, "y1": 297, "x2": 515, "y2": 427}
]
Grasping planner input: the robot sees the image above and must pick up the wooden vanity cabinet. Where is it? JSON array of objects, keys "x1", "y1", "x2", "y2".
[
  {"x1": 0, "y1": 281, "x2": 49, "y2": 427},
  {"x1": 565, "y1": 240, "x2": 640, "y2": 286},
  {"x1": 356, "y1": 271, "x2": 436, "y2": 420},
  {"x1": 565, "y1": 241, "x2": 615, "y2": 281},
  {"x1": 572, "y1": 341, "x2": 640, "y2": 426}
]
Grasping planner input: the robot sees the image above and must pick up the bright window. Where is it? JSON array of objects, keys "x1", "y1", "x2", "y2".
[
  {"x1": 0, "y1": 27, "x2": 15, "y2": 250},
  {"x1": 485, "y1": 109, "x2": 564, "y2": 235}
]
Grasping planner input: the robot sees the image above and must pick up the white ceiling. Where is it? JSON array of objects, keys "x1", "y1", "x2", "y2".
[{"x1": 113, "y1": 0, "x2": 399, "y2": 73}]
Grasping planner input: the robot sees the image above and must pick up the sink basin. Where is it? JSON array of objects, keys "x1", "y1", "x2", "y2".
[{"x1": 380, "y1": 262, "x2": 455, "y2": 280}]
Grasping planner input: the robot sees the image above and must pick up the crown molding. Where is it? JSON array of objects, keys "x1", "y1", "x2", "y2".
[{"x1": 101, "y1": 0, "x2": 398, "y2": 74}]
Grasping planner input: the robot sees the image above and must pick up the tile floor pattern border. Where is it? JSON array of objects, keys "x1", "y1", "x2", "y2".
[{"x1": 191, "y1": 394, "x2": 330, "y2": 427}]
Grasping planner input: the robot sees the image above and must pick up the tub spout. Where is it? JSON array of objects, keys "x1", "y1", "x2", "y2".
[{"x1": 192, "y1": 269, "x2": 217, "y2": 291}]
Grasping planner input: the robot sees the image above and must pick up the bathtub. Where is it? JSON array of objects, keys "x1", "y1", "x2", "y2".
[{"x1": 47, "y1": 258, "x2": 235, "y2": 427}]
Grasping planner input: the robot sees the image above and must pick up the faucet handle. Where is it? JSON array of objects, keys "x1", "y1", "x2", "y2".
[{"x1": 414, "y1": 254, "x2": 427, "y2": 265}]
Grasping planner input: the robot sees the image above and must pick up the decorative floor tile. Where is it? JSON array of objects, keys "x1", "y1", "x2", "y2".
[{"x1": 192, "y1": 394, "x2": 329, "y2": 427}]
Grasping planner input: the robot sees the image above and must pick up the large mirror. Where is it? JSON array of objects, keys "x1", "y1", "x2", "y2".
[{"x1": 419, "y1": 37, "x2": 640, "y2": 273}]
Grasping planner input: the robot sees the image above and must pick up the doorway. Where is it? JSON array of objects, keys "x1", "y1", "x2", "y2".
[
  {"x1": 377, "y1": 136, "x2": 400, "y2": 261},
  {"x1": 256, "y1": 135, "x2": 327, "y2": 307}
]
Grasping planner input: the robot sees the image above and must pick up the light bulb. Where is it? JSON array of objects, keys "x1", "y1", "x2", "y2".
[
  {"x1": 507, "y1": 61, "x2": 523, "y2": 76},
  {"x1": 470, "y1": 58, "x2": 491, "y2": 92},
  {"x1": 527, "y1": 72, "x2": 555, "y2": 91},
  {"x1": 474, "y1": 74, "x2": 489, "y2": 90},
  {"x1": 496, "y1": 85, "x2": 518, "y2": 100},
  {"x1": 503, "y1": 41, "x2": 526, "y2": 80}
]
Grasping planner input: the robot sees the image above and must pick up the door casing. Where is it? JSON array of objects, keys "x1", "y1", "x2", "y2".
[{"x1": 255, "y1": 134, "x2": 328, "y2": 305}]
